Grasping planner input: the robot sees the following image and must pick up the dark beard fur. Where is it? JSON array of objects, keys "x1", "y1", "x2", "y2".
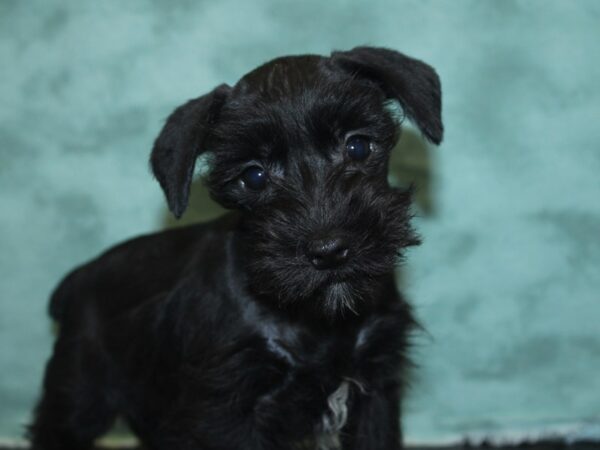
[{"x1": 242, "y1": 174, "x2": 419, "y2": 317}]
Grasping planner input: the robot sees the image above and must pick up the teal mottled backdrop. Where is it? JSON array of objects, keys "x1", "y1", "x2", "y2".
[{"x1": 1, "y1": 0, "x2": 599, "y2": 444}]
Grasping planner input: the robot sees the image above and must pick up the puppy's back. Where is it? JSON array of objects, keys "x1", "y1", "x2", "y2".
[{"x1": 48, "y1": 218, "x2": 230, "y2": 326}]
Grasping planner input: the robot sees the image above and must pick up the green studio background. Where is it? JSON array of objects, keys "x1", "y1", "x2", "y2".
[{"x1": 1, "y1": 0, "x2": 599, "y2": 444}]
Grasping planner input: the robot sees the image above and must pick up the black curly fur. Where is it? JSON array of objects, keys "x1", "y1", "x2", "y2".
[{"x1": 30, "y1": 46, "x2": 442, "y2": 450}]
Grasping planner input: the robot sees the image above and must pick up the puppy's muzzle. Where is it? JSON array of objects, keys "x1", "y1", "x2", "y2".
[{"x1": 306, "y1": 236, "x2": 350, "y2": 270}]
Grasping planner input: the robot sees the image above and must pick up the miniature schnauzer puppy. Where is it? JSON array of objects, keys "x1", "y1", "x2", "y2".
[{"x1": 30, "y1": 46, "x2": 443, "y2": 450}]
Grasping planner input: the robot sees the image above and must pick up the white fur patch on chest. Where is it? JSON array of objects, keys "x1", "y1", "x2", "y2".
[{"x1": 314, "y1": 381, "x2": 350, "y2": 450}]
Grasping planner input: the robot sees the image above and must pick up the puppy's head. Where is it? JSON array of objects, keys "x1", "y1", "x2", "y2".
[{"x1": 151, "y1": 47, "x2": 443, "y2": 316}]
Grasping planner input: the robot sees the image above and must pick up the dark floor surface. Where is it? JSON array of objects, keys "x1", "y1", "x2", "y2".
[{"x1": 3, "y1": 442, "x2": 599, "y2": 450}]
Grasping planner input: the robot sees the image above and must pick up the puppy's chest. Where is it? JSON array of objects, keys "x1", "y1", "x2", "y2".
[
  {"x1": 263, "y1": 324, "x2": 366, "y2": 382},
  {"x1": 262, "y1": 317, "x2": 395, "y2": 384},
  {"x1": 261, "y1": 324, "x2": 391, "y2": 449},
  {"x1": 266, "y1": 335, "x2": 356, "y2": 450}
]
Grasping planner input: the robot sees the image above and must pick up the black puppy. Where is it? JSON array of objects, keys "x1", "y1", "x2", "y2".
[{"x1": 30, "y1": 46, "x2": 442, "y2": 450}]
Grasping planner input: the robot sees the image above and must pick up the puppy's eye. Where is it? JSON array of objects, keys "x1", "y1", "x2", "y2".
[
  {"x1": 240, "y1": 166, "x2": 267, "y2": 190},
  {"x1": 345, "y1": 136, "x2": 372, "y2": 161}
]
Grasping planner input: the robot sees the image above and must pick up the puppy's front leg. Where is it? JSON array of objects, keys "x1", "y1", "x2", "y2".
[
  {"x1": 342, "y1": 384, "x2": 402, "y2": 450},
  {"x1": 148, "y1": 370, "x2": 321, "y2": 450}
]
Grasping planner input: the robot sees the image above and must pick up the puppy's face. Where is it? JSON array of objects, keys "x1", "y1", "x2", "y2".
[{"x1": 151, "y1": 48, "x2": 443, "y2": 316}]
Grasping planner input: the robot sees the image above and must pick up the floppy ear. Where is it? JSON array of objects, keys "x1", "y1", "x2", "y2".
[
  {"x1": 331, "y1": 46, "x2": 443, "y2": 144},
  {"x1": 150, "y1": 84, "x2": 231, "y2": 218}
]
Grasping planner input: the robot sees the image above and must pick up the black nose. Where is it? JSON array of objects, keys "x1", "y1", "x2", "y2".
[{"x1": 306, "y1": 237, "x2": 350, "y2": 269}]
